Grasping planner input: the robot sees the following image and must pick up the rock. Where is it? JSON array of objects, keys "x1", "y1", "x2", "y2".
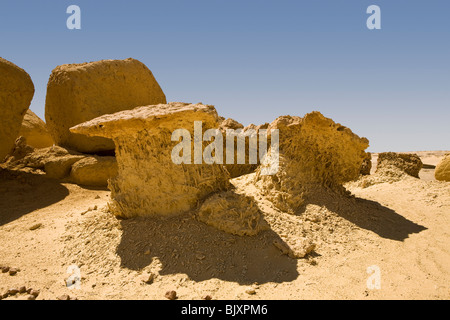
[
  {"x1": 360, "y1": 152, "x2": 372, "y2": 175},
  {"x1": 19, "y1": 286, "x2": 27, "y2": 294},
  {"x1": 2, "y1": 136, "x2": 35, "y2": 165},
  {"x1": 70, "y1": 156, "x2": 118, "y2": 187},
  {"x1": 7, "y1": 288, "x2": 19, "y2": 295},
  {"x1": 435, "y1": 153, "x2": 450, "y2": 182},
  {"x1": 57, "y1": 294, "x2": 70, "y2": 301},
  {"x1": 197, "y1": 191, "x2": 268, "y2": 236},
  {"x1": 273, "y1": 238, "x2": 316, "y2": 259},
  {"x1": 1, "y1": 266, "x2": 10, "y2": 273},
  {"x1": 140, "y1": 273, "x2": 155, "y2": 284},
  {"x1": 45, "y1": 58, "x2": 166, "y2": 153},
  {"x1": 202, "y1": 295, "x2": 212, "y2": 300},
  {"x1": 254, "y1": 112, "x2": 369, "y2": 213},
  {"x1": 29, "y1": 223, "x2": 42, "y2": 231},
  {"x1": 26, "y1": 294, "x2": 36, "y2": 300},
  {"x1": 30, "y1": 289, "x2": 40, "y2": 298},
  {"x1": 71, "y1": 102, "x2": 231, "y2": 218},
  {"x1": 376, "y1": 152, "x2": 423, "y2": 178},
  {"x1": 9, "y1": 268, "x2": 19, "y2": 276},
  {"x1": 245, "y1": 288, "x2": 256, "y2": 295},
  {"x1": 165, "y1": 290, "x2": 177, "y2": 300},
  {"x1": 18, "y1": 110, "x2": 54, "y2": 148},
  {"x1": 0, "y1": 57, "x2": 35, "y2": 162}
]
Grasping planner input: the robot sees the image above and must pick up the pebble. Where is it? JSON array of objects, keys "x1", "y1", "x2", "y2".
[
  {"x1": 165, "y1": 290, "x2": 177, "y2": 300},
  {"x1": 8, "y1": 288, "x2": 19, "y2": 295},
  {"x1": 29, "y1": 223, "x2": 42, "y2": 231},
  {"x1": 202, "y1": 295, "x2": 212, "y2": 300},
  {"x1": 30, "y1": 289, "x2": 40, "y2": 298},
  {"x1": 19, "y1": 286, "x2": 27, "y2": 294},
  {"x1": 141, "y1": 273, "x2": 154, "y2": 284},
  {"x1": 245, "y1": 288, "x2": 256, "y2": 295},
  {"x1": 1, "y1": 266, "x2": 10, "y2": 273},
  {"x1": 26, "y1": 294, "x2": 36, "y2": 300},
  {"x1": 57, "y1": 294, "x2": 70, "y2": 301},
  {"x1": 9, "y1": 268, "x2": 19, "y2": 276}
]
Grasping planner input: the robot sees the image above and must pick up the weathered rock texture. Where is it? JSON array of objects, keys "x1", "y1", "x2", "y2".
[
  {"x1": 254, "y1": 112, "x2": 369, "y2": 213},
  {"x1": 376, "y1": 152, "x2": 423, "y2": 178},
  {"x1": 18, "y1": 110, "x2": 54, "y2": 149},
  {"x1": 360, "y1": 152, "x2": 372, "y2": 175},
  {"x1": 197, "y1": 191, "x2": 268, "y2": 236},
  {"x1": 70, "y1": 156, "x2": 118, "y2": 187},
  {"x1": 0, "y1": 57, "x2": 35, "y2": 161},
  {"x1": 435, "y1": 153, "x2": 450, "y2": 182},
  {"x1": 71, "y1": 102, "x2": 231, "y2": 218},
  {"x1": 45, "y1": 58, "x2": 166, "y2": 154}
]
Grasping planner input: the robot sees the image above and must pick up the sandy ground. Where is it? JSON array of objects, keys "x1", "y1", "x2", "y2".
[{"x1": 0, "y1": 151, "x2": 449, "y2": 300}]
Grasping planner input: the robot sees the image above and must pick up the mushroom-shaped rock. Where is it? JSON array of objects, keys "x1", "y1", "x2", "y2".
[
  {"x1": 18, "y1": 110, "x2": 54, "y2": 149},
  {"x1": 71, "y1": 102, "x2": 231, "y2": 218},
  {"x1": 254, "y1": 112, "x2": 369, "y2": 213},
  {"x1": 0, "y1": 57, "x2": 35, "y2": 161},
  {"x1": 435, "y1": 153, "x2": 450, "y2": 182},
  {"x1": 45, "y1": 58, "x2": 166, "y2": 154}
]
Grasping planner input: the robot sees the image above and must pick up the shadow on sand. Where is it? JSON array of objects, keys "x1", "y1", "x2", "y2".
[{"x1": 0, "y1": 168, "x2": 69, "y2": 226}]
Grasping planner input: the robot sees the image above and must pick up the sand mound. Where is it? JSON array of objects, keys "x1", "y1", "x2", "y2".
[
  {"x1": 253, "y1": 112, "x2": 369, "y2": 213},
  {"x1": 197, "y1": 191, "x2": 268, "y2": 236},
  {"x1": 71, "y1": 102, "x2": 231, "y2": 218},
  {"x1": 0, "y1": 57, "x2": 35, "y2": 162},
  {"x1": 45, "y1": 58, "x2": 166, "y2": 154},
  {"x1": 435, "y1": 153, "x2": 450, "y2": 182},
  {"x1": 18, "y1": 110, "x2": 54, "y2": 149}
]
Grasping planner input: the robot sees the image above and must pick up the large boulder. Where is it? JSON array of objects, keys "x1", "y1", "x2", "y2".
[
  {"x1": 435, "y1": 153, "x2": 450, "y2": 182},
  {"x1": 0, "y1": 57, "x2": 35, "y2": 161},
  {"x1": 376, "y1": 152, "x2": 422, "y2": 178},
  {"x1": 71, "y1": 102, "x2": 231, "y2": 218},
  {"x1": 45, "y1": 58, "x2": 166, "y2": 154},
  {"x1": 70, "y1": 156, "x2": 118, "y2": 187},
  {"x1": 18, "y1": 110, "x2": 54, "y2": 149},
  {"x1": 254, "y1": 112, "x2": 369, "y2": 213}
]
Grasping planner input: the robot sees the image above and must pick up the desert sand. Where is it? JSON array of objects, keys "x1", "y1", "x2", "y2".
[{"x1": 1, "y1": 150, "x2": 449, "y2": 300}]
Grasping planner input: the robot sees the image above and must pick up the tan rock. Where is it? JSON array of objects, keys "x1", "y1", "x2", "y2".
[
  {"x1": 376, "y1": 152, "x2": 422, "y2": 178},
  {"x1": 45, "y1": 58, "x2": 166, "y2": 153},
  {"x1": 18, "y1": 110, "x2": 54, "y2": 148},
  {"x1": 254, "y1": 112, "x2": 369, "y2": 213},
  {"x1": 0, "y1": 57, "x2": 35, "y2": 161},
  {"x1": 70, "y1": 156, "x2": 118, "y2": 187},
  {"x1": 435, "y1": 153, "x2": 450, "y2": 182},
  {"x1": 360, "y1": 152, "x2": 372, "y2": 175},
  {"x1": 71, "y1": 102, "x2": 231, "y2": 218}
]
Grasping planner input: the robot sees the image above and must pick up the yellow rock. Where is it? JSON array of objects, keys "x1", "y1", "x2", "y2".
[
  {"x1": 70, "y1": 156, "x2": 118, "y2": 187},
  {"x1": 45, "y1": 58, "x2": 166, "y2": 153},
  {"x1": 0, "y1": 57, "x2": 34, "y2": 161},
  {"x1": 18, "y1": 110, "x2": 54, "y2": 149},
  {"x1": 435, "y1": 154, "x2": 450, "y2": 182}
]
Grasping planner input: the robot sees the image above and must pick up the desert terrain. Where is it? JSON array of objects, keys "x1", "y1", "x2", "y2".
[{"x1": 1, "y1": 150, "x2": 449, "y2": 300}]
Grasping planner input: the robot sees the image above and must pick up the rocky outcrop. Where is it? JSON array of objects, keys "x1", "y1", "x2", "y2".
[
  {"x1": 70, "y1": 156, "x2": 118, "y2": 187},
  {"x1": 254, "y1": 112, "x2": 369, "y2": 213},
  {"x1": 45, "y1": 58, "x2": 166, "y2": 154},
  {"x1": 70, "y1": 102, "x2": 231, "y2": 218},
  {"x1": 0, "y1": 57, "x2": 35, "y2": 161},
  {"x1": 360, "y1": 152, "x2": 372, "y2": 175},
  {"x1": 18, "y1": 110, "x2": 54, "y2": 149},
  {"x1": 376, "y1": 152, "x2": 422, "y2": 178},
  {"x1": 435, "y1": 153, "x2": 450, "y2": 182}
]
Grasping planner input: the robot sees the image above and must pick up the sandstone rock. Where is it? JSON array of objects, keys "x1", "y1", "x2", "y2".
[
  {"x1": 254, "y1": 112, "x2": 369, "y2": 213},
  {"x1": 435, "y1": 153, "x2": 450, "y2": 182},
  {"x1": 71, "y1": 102, "x2": 231, "y2": 218},
  {"x1": 197, "y1": 191, "x2": 268, "y2": 236},
  {"x1": 18, "y1": 110, "x2": 54, "y2": 149},
  {"x1": 360, "y1": 152, "x2": 372, "y2": 175},
  {"x1": 70, "y1": 156, "x2": 118, "y2": 187},
  {"x1": 45, "y1": 58, "x2": 166, "y2": 153},
  {"x1": 376, "y1": 152, "x2": 422, "y2": 178},
  {"x1": 0, "y1": 57, "x2": 35, "y2": 161},
  {"x1": 165, "y1": 290, "x2": 177, "y2": 300}
]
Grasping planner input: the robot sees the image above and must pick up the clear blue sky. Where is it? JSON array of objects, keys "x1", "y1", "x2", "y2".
[{"x1": 1, "y1": 0, "x2": 449, "y2": 152}]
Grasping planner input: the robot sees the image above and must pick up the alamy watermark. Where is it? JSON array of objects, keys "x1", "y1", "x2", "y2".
[{"x1": 171, "y1": 121, "x2": 280, "y2": 175}]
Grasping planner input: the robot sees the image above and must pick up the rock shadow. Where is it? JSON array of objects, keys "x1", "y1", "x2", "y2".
[
  {"x1": 116, "y1": 212, "x2": 299, "y2": 285},
  {"x1": 299, "y1": 186, "x2": 427, "y2": 241},
  {"x1": 0, "y1": 168, "x2": 69, "y2": 226}
]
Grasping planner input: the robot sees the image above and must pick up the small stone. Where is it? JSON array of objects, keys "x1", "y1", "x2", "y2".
[
  {"x1": 95, "y1": 195, "x2": 100, "y2": 199},
  {"x1": 9, "y1": 268, "x2": 19, "y2": 276},
  {"x1": 8, "y1": 288, "x2": 19, "y2": 295},
  {"x1": 30, "y1": 289, "x2": 40, "y2": 298},
  {"x1": 245, "y1": 288, "x2": 256, "y2": 295},
  {"x1": 1, "y1": 266, "x2": 10, "y2": 273},
  {"x1": 70, "y1": 296, "x2": 78, "y2": 300},
  {"x1": 19, "y1": 286, "x2": 27, "y2": 294},
  {"x1": 144, "y1": 250, "x2": 151, "y2": 255},
  {"x1": 2, "y1": 291, "x2": 9, "y2": 299},
  {"x1": 57, "y1": 294, "x2": 70, "y2": 300},
  {"x1": 202, "y1": 295, "x2": 212, "y2": 300},
  {"x1": 141, "y1": 273, "x2": 154, "y2": 284},
  {"x1": 26, "y1": 288, "x2": 33, "y2": 294},
  {"x1": 196, "y1": 253, "x2": 205, "y2": 260},
  {"x1": 29, "y1": 223, "x2": 42, "y2": 230},
  {"x1": 165, "y1": 290, "x2": 177, "y2": 300},
  {"x1": 26, "y1": 294, "x2": 36, "y2": 300}
]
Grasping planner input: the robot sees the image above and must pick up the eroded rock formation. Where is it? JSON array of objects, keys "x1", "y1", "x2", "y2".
[
  {"x1": 435, "y1": 153, "x2": 450, "y2": 182},
  {"x1": 376, "y1": 152, "x2": 422, "y2": 178},
  {"x1": 18, "y1": 110, "x2": 54, "y2": 149}
]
